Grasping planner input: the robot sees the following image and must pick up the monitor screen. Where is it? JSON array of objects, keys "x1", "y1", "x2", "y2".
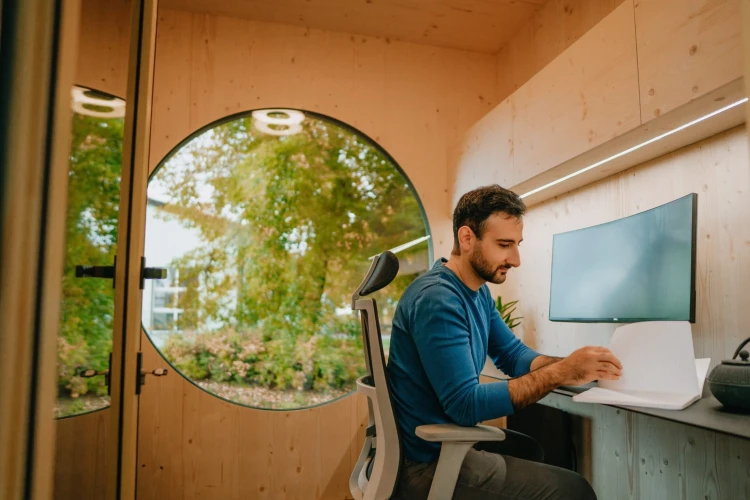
[{"x1": 549, "y1": 193, "x2": 697, "y2": 323}]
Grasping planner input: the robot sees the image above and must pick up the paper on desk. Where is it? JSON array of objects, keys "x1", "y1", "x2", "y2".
[
  {"x1": 695, "y1": 357, "x2": 710, "y2": 394},
  {"x1": 571, "y1": 322, "x2": 711, "y2": 410}
]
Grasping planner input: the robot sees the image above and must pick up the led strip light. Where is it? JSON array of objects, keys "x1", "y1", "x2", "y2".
[{"x1": 520, "y1": 97, "x2": 749, "y2": 199}]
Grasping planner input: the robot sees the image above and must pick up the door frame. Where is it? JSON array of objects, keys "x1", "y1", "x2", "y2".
[
  {"x1": 0, "y1": 0, "x2": 160, "y2": 498},
  {"x1": 107, "y1": 0, "x2": 159, "y2": 498},
  {"x1": 0, "y1": 0, "x2": 81, "y2": 498}
]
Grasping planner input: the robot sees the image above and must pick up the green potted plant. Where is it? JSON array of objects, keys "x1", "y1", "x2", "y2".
[{"x1": 495, "y1": 296, "x2": 522, "y2": 330}]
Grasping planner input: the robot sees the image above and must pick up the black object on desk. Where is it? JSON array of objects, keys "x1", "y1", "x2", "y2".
[{"x1": 706, "y1": 336, "x2": 750, "y2": 413}]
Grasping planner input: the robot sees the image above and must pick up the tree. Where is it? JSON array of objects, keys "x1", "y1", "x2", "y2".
[
  {"x1": 58, "y1": 112, "x2": 123, "y2": 401},
  {"x1": 152, "y1": 113, "x2": 428, "y2": 395}
]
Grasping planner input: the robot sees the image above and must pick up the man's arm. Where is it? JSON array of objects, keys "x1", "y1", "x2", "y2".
[
  {"x1": 410, "y1": 286, "x2": 517, "y2": 426},
  {"x1": 530, "y1": 355, "x2": 563, "y2": 371},
  {"x1": 507, "y1": 362, "x2": 567, "y2": 410}
]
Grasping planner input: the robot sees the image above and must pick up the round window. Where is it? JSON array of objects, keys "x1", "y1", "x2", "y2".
[{"x1": 143, "y1": 110, "x2": 431, "y2": 410}]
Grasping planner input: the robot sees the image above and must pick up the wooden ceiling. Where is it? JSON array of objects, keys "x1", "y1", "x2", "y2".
[{"x1": 161, "y1": 0, "x2": 550, "y2": 53}]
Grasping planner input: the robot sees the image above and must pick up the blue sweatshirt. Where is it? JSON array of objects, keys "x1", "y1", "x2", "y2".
[{"x1": 387, "y1": 258, "x2": 540, "y2": 463}]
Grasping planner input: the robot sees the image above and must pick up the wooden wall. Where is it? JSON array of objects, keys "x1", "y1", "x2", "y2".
[
  {"x1": 502, "y1": 125, "x2": 750, "y2": 367},
  {"x1": 76, "y1": 0, "x2": 131, "y2": 97},
  {"x1": 458, "y1": 0, "x2": 744, "y2": 201},
  {"x1": 512, "y1": 0, "x2": 641, "y2": 183},
  {"x1": 496, "y1": 0, "x2": 626, "y2": 101},
  {"x1": 64, "y1": 2, "x2": 501, "y2": 499},
  {"x1": 63, "y1": 0, "x2": 506, "y2": 500},
  {"x1": 137, "y1": 342, "x2": 369, "y2": 499},
  {"x1": 454, "y1": 1, "x2": 643, "y2": 205},
  {"x1": 496, "y1": 0, "x2": 743, "y2": 113},
  {"x1": 455, "y1": 0, "x2": 747, "y2": 366},
  {"x1": 453, "y1": 0, "x2": 750, "y2": 498},
  {"x1": 635, "y1": 0, "x2": 743, "y2": 122},
  {"x1": 136, "y1": 10, "x2": 499, "y2": 497},
  {"x1": 59, "y1": 0, "x2": 750, "y2": 499},
  {"x1": 480, "y1": 126, "x2": 750, "y2": 499},
  {"x1": 149, "y1": 8, "x2": 498, "y2": 258},
  {"x1": 54, "y1": 411, "x2": 110, "y2": 500}
]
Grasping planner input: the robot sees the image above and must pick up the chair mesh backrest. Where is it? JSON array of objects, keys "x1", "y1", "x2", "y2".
[
  {"x1": 355, "y1": 251, "x2": 399, "y2": 383},
  {"x1": 353, "y1": 252, "x2": 403, "y2": 496},
  {"x1": 358, "y1": 297, "x2": 402, "y2": 489}
]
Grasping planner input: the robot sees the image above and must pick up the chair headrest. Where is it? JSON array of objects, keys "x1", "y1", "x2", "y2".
[{"x1": 358, "y1": 251, "x2": 400, "y2": 297}]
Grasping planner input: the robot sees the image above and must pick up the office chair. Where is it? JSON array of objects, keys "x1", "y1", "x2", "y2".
[{"x1": 349, "y1": 251, "x2": 530, "y2": 500}]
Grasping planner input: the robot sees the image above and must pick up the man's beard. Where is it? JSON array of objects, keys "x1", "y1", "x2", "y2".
[{"x1": 469, "y1": 245, "x2": 508, "y2": 284}]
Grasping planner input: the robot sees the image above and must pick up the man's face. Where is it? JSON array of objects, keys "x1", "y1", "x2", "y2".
[{"x1": 468, "y1": 213, "x2": 523, "y2": 284}]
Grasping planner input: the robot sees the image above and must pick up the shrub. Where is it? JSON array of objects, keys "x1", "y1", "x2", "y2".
[{"x1": 161, "y1": 318, "x2": 365, "y2": 395}]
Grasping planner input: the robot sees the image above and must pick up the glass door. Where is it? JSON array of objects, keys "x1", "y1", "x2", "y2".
[
  {"x1": 51, "y1": 1, "x2": 162, "y2": 499},
  {"x1": 52, "y1": 85, "x2": 125, "y2": 499}
]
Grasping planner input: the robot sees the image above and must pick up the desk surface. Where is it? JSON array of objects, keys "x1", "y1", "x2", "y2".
[
  {"x1": 552, "y1": 382, "x2": 750, "y2": 441},
  {"x1": 483, "y1": 374, "x2": 750, "y2": 440}
]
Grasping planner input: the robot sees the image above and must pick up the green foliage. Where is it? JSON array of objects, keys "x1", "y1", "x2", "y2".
[
  {"x1": 57, "y1": 108, "x2": 427, "y2": 414},
  {"x1": 147, "y1": 114, "x2": 428, "y2": 400},
  {"x1": 155, "y1": 117, "x2": 426, "y2": 338},
  {"x1": 161, "y1": 321, "x2": 364, "y2": 393},
  {"x1": 495, "y1": 296, "x2": 523, "y2": 330},
  {"x1": 58, "y1": 113, "x2": 123, "y2": 402}
]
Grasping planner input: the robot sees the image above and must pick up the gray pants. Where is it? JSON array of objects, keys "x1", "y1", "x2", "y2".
[{"x1": 394, "y1": 430, "x2": 596, "y2": 500}]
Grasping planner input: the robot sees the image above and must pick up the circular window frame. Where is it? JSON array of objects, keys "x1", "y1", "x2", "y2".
[{"x1": 143, "y1": 107, "x2": 433, "y2": 412}]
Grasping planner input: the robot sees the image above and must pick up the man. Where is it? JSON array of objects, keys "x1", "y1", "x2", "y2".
[{"x1": 387, "y1": 185, "x2": 623, "y2": 499}]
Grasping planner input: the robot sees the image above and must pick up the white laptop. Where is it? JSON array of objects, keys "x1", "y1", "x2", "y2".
[{"x1": 572, "y1": 321, "x2": 710, "y2": 410}]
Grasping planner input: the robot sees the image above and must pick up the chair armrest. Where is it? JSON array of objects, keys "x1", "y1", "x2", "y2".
[{"x1": 415, "y1": 423, "x2": 506, "y2": 443}]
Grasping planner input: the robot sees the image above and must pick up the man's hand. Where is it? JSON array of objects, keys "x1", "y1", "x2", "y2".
[
  {"x1": 507, "y1": 346, "x2": 622, "y2": 411},
  {"x1": 555, "y1": 346, "x2": 623, "y2": 386}
]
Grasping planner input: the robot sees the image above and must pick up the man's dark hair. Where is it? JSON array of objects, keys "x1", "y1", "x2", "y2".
[{"x1": 452, "y1": 185, "x2": 526, "y2": 255}]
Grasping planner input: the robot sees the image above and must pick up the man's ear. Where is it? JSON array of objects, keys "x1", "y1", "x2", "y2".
[{"x1": 457, "y1": 226, "x2": 474, "y2": 253}]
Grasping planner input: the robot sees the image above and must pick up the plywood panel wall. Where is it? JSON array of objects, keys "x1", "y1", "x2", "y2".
[
  {"x1": 76, "y1": 0, "x2": 131, "y2": 97},
  {"x1": 54, "y1": 410, "x2": 110, "y2": 500},
  {"x1": 511, "y1": 1, "x2": 641, "y2": 184},
  {"x1": 635, "y1": 0, "x2": 743, "y2": 122},
  {"x1": 67, "y1": 3, "x2": 500, "y2": 498},
  {"x1": 496, "y1": 0, "x2": 626, "y2": 101},
  {"x1": 135, "y1": 7, "x2": 500, "y2": 499},
  {"x1": 487, "y1": 0, "x2": 743, "y2": 197},
  {"x1": 498, "y1": 126, "x2": 750, "y2": 369},
  {"x1": 450, "y1": 98, "x2": 514, "y2": 208},
  {"x1": 136, "y1": 336, "x2": 369, "y2": 499},
  {"x1": 150, "y1": 8, "x2": 498, "y2": 258},
  {"x1": 164, "y1": 0, "x2": 548, "y2": 54}
]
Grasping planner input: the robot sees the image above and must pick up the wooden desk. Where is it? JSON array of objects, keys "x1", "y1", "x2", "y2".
[
  {"x1": 552, "y1": 383, "x2": 750, "y2": 441},
  {"x1": 483, "y1": 373, "x2": 750, "y2": 498}
]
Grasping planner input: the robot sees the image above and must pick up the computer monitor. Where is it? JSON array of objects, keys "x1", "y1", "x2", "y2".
[{"x1": 549, "y1": 193, "x2": 697, "y2": 323}]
